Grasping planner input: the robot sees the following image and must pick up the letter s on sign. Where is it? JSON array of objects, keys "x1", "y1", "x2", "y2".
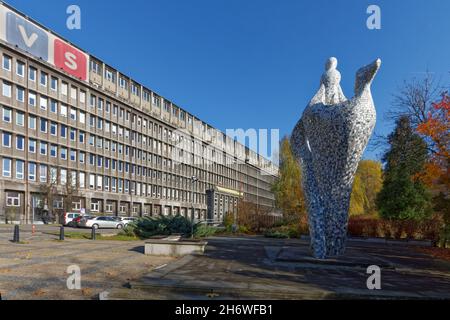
[
  {"x1": 64, "y1": 52, "x2": 78, "y2": 70},
  {"x1": 54, "y1": 39, "x2": 87, "y2": 81}
]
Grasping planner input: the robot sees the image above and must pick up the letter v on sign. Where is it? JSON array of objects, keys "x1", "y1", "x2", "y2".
[
  {"x1": 18, "y1": 25, "x2": 38, "y2": 47},
  {"x1": 6, "y1": 12, "x2": 49, "y2": 61}
]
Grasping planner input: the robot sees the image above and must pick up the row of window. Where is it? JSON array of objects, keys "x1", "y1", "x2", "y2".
[
  {"x1": 2, "y1": 54, "x2": 207, "y2": 130},
  {"x1": 4, "y1": 54, "x2": 187, "y2": 117},
  {"x1": 1, "y1": 157, "x2": 206, "y2": 203},
  {"x1": 1, "y1": 74, "x2": 245, "y2": 165}
]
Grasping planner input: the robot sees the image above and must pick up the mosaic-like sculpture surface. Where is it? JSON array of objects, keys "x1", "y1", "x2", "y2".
[{"x1": 291, "y1": 57, "x2": 381, "y2": 259}]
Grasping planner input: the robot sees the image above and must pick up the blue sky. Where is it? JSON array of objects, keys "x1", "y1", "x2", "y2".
[{"x1": 5, "y1": 0, "x2": 450, "y2": 160}]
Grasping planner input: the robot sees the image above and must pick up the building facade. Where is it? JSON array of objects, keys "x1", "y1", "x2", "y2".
[{"x1": 0, "y1": 2, "x2": 278, "y2": 224}]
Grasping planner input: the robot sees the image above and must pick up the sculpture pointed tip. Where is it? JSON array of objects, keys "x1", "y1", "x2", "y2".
[{"x1": 375, "y1": 58, "x2": 381, "y2": 67}]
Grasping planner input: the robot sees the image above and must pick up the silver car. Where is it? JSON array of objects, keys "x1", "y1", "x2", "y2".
[
  {"x1": 79, "y1": 216, "x2": 124, "y2": 229},
  {"x1": 120, "y1": 217, "x2": 138, "y2": 227}
]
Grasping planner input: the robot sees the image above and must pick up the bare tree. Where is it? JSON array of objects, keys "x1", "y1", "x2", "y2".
[
  {"x1": 389, "y1": 72, "x2": 443, "y2": 128},
  {"x1": 38, "y1": 170, "x2": 58, "y2": 223},
  {"x1": 62, "y1": 172, "x2": 78, "y2": 215}
]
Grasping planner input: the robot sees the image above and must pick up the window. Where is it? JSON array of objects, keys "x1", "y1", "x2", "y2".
[
  {"x1": 131, "y1": 83, "x2": 139, "y2": 96},
  {"x1": 40, "y1": 118, "x2": 47, "y2": 133},
  {"x1": 16, "y1": 111, "x2": 24, "y2": 126},
  {"x1": 71, "y1": 87, "x2": 77, "y2": 100},
  {"x1": 79, "y1": 111, "x2": 85, "y2": 124},
  {"x1": 70, "y1": 128, "x2": 76, "y2": 141},
  {"x1": 50, "y1": 122, "x2": 57, "y2": 135},
  {"x1": 40, "y1": 97, "x2": 48, "y2": 110},
  {"x1": 3, "y1": 55, "x2": 11, "y2": 71},
  {"x1": 79, "y1": 91, "x2": 86, "y2": 104},
  {"x1": 91, "y1": 201, "x2": 100, "y2": 212},
  {"x1": 2, "y1": 132, "x2": 11, "y2": 147},
  {"x1": 90, "y1": 60, "x2": 100, "y2": 74},
  {"x1": 51, "y1": 76, "x2": 58, "y2": 91},
  {"x1": 29, "y1": 139, "x2": 36, "y2": 153},
  {"x1": 89, "y1": 174, "x2": 95, "y2": 189},
  {"x1": 50, "y1": 145, "x2": 57, "y2": 157},
  {"x1": 79, "y1": 151, "x2": 85, "y2": 163},
  {"x1": 61, "y1": 147, "x2": 67, "y2": 160},
  {"x1": 16, "y1": 87, "x2": 24, "y2": 102},
  {"x1": 40, "y1": 142, "x2": 47, "y2": 155},
  {"x1": 2, "y1": 81, "x2": 11, "y2": 97},
  {"x1": 16, "y1": 61, "x2": 24, "y2": 77},
  {"x1": 29, "y1": 92, "x2": 36, "y2": 106},
  {"x1": 40, "y1": 72, "x2": 48, "y2": 87},
  {"x1": 50, "y1": 100, "x2": 57, "y2": 113},
  {"x1": 72, "y1": 200, "x2": 81, "y2": 210},
  {"x1": 119, "y1": 77, "x2": 128, "y2": 89},
  {"x1": 89, "y1": 135, "x2": 95, "y2": 146},
  {"x1": 28, "y1": 162, "x2": 36, "y2": 181},
  {"x1": 29, "y1": 67, "x2": 36, "y2": 81},
  {"x1": 97, "y1": 176, "x2": 103, "y2": 191},
  {"x1": 53, "y1": 199, "x2": 64, "y2": 209},
  {"x1": 6, "y1": 192, "x2": 21, "y2": 207},
  {"x1": 50, "y1": 167, "x2": 57, "y2": 183},
  {"x1": 16, "y1": 160, "x2": 24, "y2": 180},
  {"x1": 60, "y1": 169, "x2": 67, "y2": 185},
  {"x1": 61, "y1": 82, "x2": 68, "y2": 96},
  {"x1": 39, "y1": 164, "x2": 47, "y2": 183},
  {"x1": 29, "y1": 116, "x2": 36, "y2": 130},
  {"x1": 90, "y1": 95, "x2": 96, "y2": 107},
  {"x1": 79, "y1": 131, "x2": 85, "y2": 143},
  {"x1": 105, "y1": 69, "x2": 114, "y2": 82},
  {"x1": 79, "y1": 172, "x2": 85, "y2": 188},
  {"x1": 2, "y1": 158, "x2": 11, "y2": 177},
  {"x1": 16, "y1": 135, "x2": 24, "y2": 150},
  {"x1": 3, "y1": 107, "x2": 11, "y2": 122},
  {"x1": 143, "y1": 91, "x2": 150, "y2": 102},
  {"x1": 61, "y1": 125, "x2": 67, "y2": 138},
  {"x1": 60, "y1": 104, "x2": 67, "y2": 117},
  {"x1": 70, "y1": 108, "x2": 77, "y2": 121}
]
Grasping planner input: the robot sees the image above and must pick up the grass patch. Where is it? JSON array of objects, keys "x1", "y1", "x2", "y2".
[{"x1": 45, "y1": 231, "x2": 140, "y2": 241}]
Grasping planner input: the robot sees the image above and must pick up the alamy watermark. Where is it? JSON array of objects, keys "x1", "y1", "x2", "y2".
[
  {"x1": 170, "y1": 128, "x2": 279, "y2": 176},
  {"x1": 66, "y1": 264, "x2": 81, "y2": 290},
  {"x1": 366, "y1": 5, "x2": 381, "y2": 30},
  {"x1": 366, "y1": 265, "x2": 381, "y2": 290},
  {"x1": 66, "y1": 5, "x2": 81, "y2": 30}
]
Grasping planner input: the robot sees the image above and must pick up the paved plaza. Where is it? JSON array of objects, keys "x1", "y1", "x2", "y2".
[
  {"x1": 0, "y1": 236, "x2": 174, "y2": 300},
  {"x1": 1, "y1": 232, "x2": 449, "y2": 300},
  {"x1": 112, "y1": 236, "x2": 450, "y2": 300}
]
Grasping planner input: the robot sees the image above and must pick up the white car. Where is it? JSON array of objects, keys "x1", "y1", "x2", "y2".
[
  {"x1": 79, "y1": 216, "x2": 124, "y2": 229},
  {"x1": 63, "y1": 212, "x2": 82, "y2": 226},
  {"x1": 120, "y1": 217, "x2": 138, "y2": 226}
]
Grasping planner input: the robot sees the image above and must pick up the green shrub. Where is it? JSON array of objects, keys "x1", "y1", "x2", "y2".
[
  {"x1": 264, "y1": 229, "x2": 290, "y2": 239},
  {"x1": 223, "y1": 213, "x2": 234, "y2": 232},
  {"x1": 264, "y1": 224, "x2": 302, "y2": 239},
  {"x1": 194, "y1": 224, "x2": 218, "y2": 238},
  {"x1": 124, "y1": 215, "x2": 193, "y2": 238}
]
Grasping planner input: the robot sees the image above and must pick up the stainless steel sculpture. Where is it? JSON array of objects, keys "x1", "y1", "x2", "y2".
[{"x1": 291, "y1": 57, "x2": 381, "y2": 259}]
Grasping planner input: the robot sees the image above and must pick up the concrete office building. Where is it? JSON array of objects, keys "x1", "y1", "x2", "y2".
[{"x1": 0, "y1": 2, "x2": 278, "y2": 224}]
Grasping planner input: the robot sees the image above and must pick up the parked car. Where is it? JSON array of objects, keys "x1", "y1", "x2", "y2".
[
  {"x1": 63, "y1": 212, "x2": 82, "y2": 226},
  {"x1": 113, "y1": 217, "x2": 137, "y2": 227},
  {"x1": 69, "y1": 215, "x2": 94, "y2": 228},
  {"x1": 121, "y1": 217, "x2": 137, "y2": 226},
  {"x1": 79, "y1": 216, "x2": 125, "y2": 229}
]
